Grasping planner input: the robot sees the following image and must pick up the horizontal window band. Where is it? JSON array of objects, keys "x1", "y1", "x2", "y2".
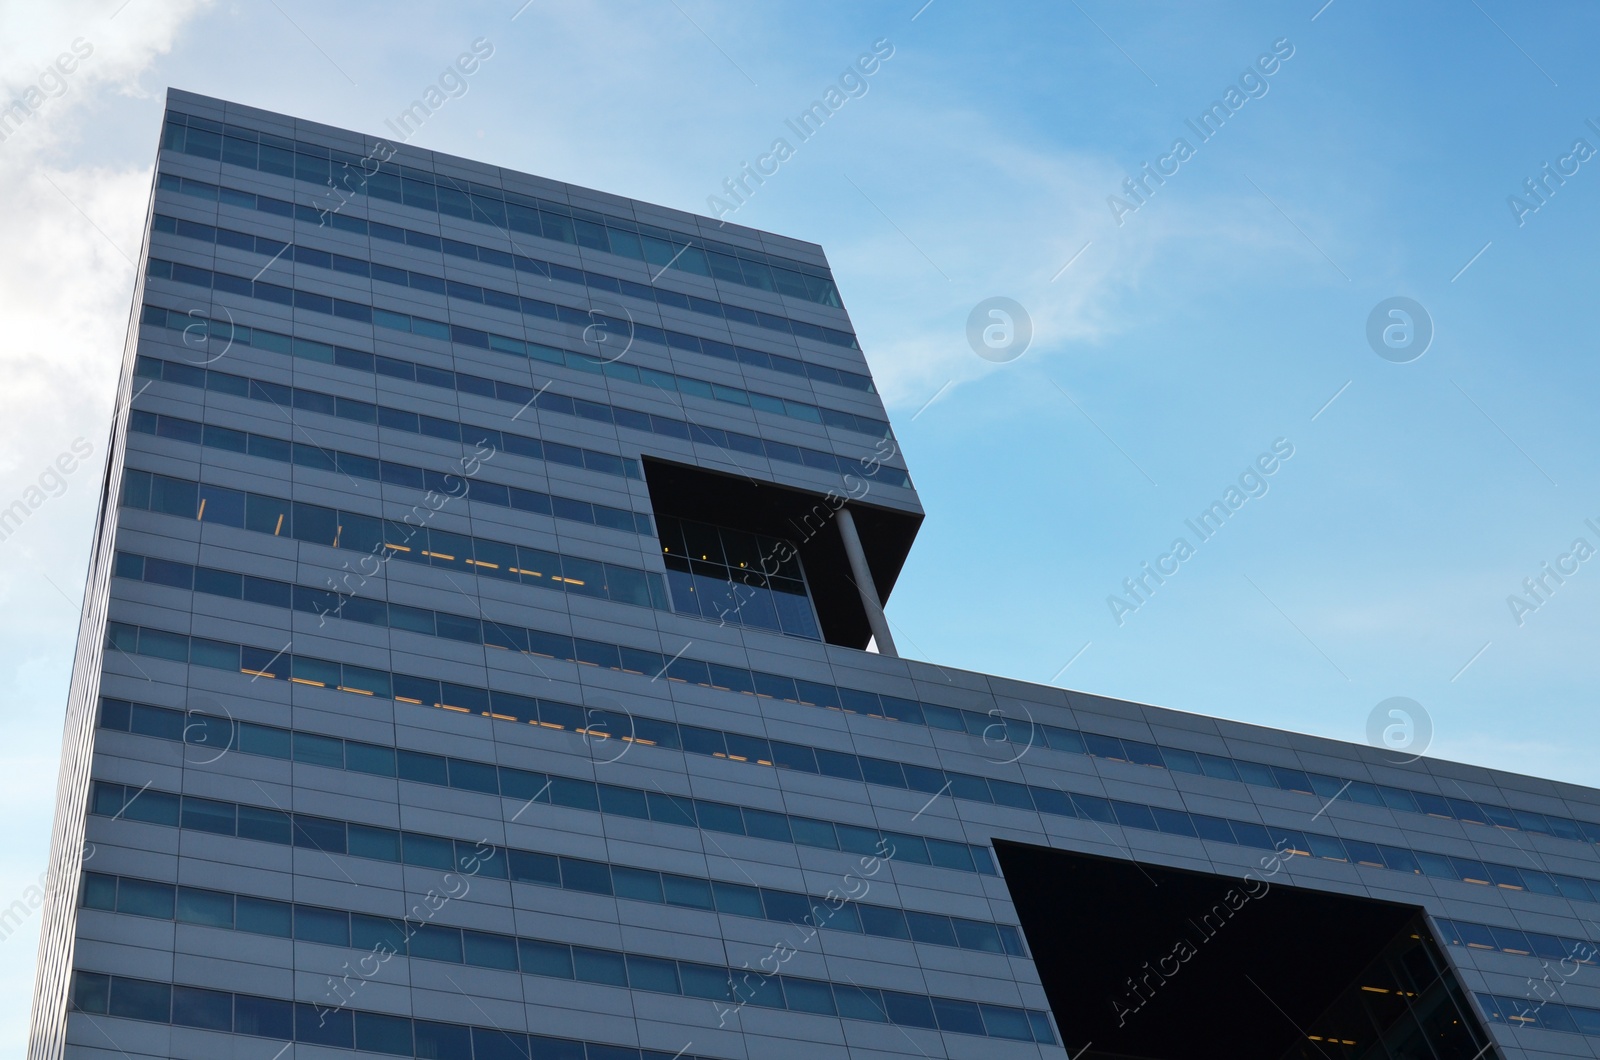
[
  {"x1": 116, "y1": 535, "x2": 673, "y2": 629},
  {"x1": 135, "y1": 351, "x2": 642, "y2": 481},
  {"x1": 121, "y1": 472, "x2": 824, "y2": 640},
  {"x1": 95, "y1": 631, "x2": 1597, "y2": 910},
  {"x1": 161, "y1": 112, "x2": 851, "y2": 310},
  {"x1": 139, "y1": 253, "x2": 888, "y2": 439},
  {"x1": 119, "y1": 472, "x2": 674, "y2": 615},
  {"x1": 138, "y1": 303, "x2": 912, "y2": 491},
  {"x1": 1477, "y1": 991, "x2": 1600, "y2": 1038},
  {"x1": 127, "y1": 405, "x2": 655, "y2": 537},
  {"x1": 1437, "y1": 914, "x2": 1600, "y2": 971},
  {"x1": 149, "y1": 198, "x2": 873, "y2": 390},
  {"x1": 147, "y1": 224, "x2": 882, "y2": 438},
  {"x1": 87, "y1": 764, "x2": 993, "y2": 880},
  {"x1": 112, "y1": 537, "x2": 813, "y2": 648},
  {"x1": 72, "y1": 961, "x2": 1053, "y2": 1048},
  {"x1": 81, "y1": 857, "x2": 1023, "y2": 969},
  {"x1": 65, "y1": 968, "x2": 756, "y2": 1056},
  {"x1": 108, "y1": 466, "x2": 1599, "y2": 855}
]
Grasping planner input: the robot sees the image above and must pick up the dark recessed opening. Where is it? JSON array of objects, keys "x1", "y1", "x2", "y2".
[
  {"x1": 995, "y1": 841, "x2": 1498, "y2": 1059},
  {"x1": 642, "y1": 458, "x2": 921, "y2": 649}
]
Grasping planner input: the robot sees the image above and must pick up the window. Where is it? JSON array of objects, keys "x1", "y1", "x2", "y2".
[
  {"x1": 237, "y1": 805, "x2": 290, "y2": 844},
  {"x1": 80, "y1": 872, "x2": 116, "y2": 910},
  {"x1": 234, "y1": 994, "x2": 293, "y2": 1038},
  {"x1": 701, "y1": 879, "x2": 762, "y2": 919},
  {"x1": 176, "y1": 886, "x2": 233, "y2": 928},
  {"x1": 658, "y1": 515, "x2": 821, "y2": 640},
  {"x1": 678, "y1": 963, "x2": 732, "y2": 1001},
  {"x1": 573, "y1": 947, "x2": 628, "y2": 986},
  {"x1": 297, "y1": 1003, "x2": 354, "y2": 1047},
  {"x1": 116, "y1": 878, "x2": 174, "y2": 919},
  {"x1": 982, "y1": 1004, "x2": 1036, "y2": 1041},
  {"x1": 884, "y1": 990, "x2": 938, "y2": 1028},
  {"x1": 612, "y1": 866, "x2": 664, "y2": 903},
  {"x1": 662, "y1": 875, "x2": 714, "y2": 910},
  {"x1": 170, "y1": 985, "x2": 231, "y2": 1030},
  {"x1": 352, "y1": 915, "x2": 408, "y2": 952},
  {"x1": 559, "y1": 857, "x2": 612, "y2": 895},
  {"x1": 108, "y1": 977, "x2": 171, "y2": 1021},
  {"x1": 181, "y1": 796, "x2": 235, "y2": 835},
  {"x1": 409, "y1": 924, "x2": 463, "y2": 963},
  {"x1": 860, "y1": 905, "x2": 910, "y2": 940},
  {"x1": 355, "y1": 1011, "x2": 414, "y2": 1055},
  {"x1": 519, "y1": 939, "x2": 573, "y2": 978},
  {"x1": 236, "y1": 896, "x2": 292, "y2": 937},
  {"x1": 71, "y1": 971, "x2": 109, "y2": 1014},
  {"x1": 626, "y1": 954, "x2": 680, "y2": 993},
  {"x1": 472, "y1": 1029, "x2": 530, "y2": 1060},
  {"x1": 906, "y1": 911, "x2": 957, "y2": 947},
  {"x1": 834, "y1": 984, "x2": 887, "y2": 1022},
  {"x1": 294, "y1": 905, "x2": 349, "y2": 945},
  {"x1": 464, "y1": 930, "x2": 518, "y2": 970},
  {"x1": 932, "y1": 998, "x2": 985, "y2": 1035}
]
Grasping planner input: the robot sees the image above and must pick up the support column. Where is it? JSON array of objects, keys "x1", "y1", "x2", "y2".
[{"x1": 835, "y1": 506, "x2": 898, "y2": 657}]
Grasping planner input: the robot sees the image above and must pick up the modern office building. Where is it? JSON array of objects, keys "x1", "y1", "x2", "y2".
[{"x1": 24, "y1": 88, "x2": 1600, "y2": 1059}]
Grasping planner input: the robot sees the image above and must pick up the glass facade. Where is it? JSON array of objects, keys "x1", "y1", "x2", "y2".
[
  {"x1": 659, "y1": 515, "x2": 821, "y2": 638},
  {"x1": 22, "y1": 88, "x2": 1583, "y2": 1060},
  {"x1": 1284, "y1": 920, "x2": 1493, "y2": 1060},
  {"x1": 157, "y1": 112, "x2": 852, "y2": 313}
]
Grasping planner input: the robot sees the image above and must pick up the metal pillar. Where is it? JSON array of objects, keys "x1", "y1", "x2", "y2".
[{"x1": 835, "y1": 507, "x2": 898, "y2": 657}]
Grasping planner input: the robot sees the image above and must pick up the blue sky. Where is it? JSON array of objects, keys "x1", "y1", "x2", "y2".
[{"x1": 1, "y1": 1, "x2": 1598, "y2": 1048}]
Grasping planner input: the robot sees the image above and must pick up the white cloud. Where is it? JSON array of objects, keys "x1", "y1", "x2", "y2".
[{"x1": 0, "y1": 2, "x2": 211, "y2": 1051}]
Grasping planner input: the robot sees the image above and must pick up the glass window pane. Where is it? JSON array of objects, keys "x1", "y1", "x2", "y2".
[
  {"x1": 71, "y1": 971, "x2": 109, "y2": 1014},
  {"x1": 472, "y1": 1029, "x2": 530, "y2": 1060},
  {"x1": 403, "y1": 833, "x2": 455, "y2": 869},
  {"x1": 464, "y1": 930, "x2": 519, "y2": 970},
  {"x1": 116, "y1": 878, "x2": 174, "y2": 919},
  {"x1": 932, "y1": 997, "x2": 985, "y2": 1035},
  {"x1": 788, "y1": 817, "x2": 837, "y2": 850},
  {"x1": 982, "y1": 1003, "x2": 1036, "y2": 1041},
  {"x1": 80, "y1": 872, "x2": 116, "y2": 910},
  {"x1": 860, "y1": 905, "x2": 910, "y2": 940},
  {"x1": 355, "y1": 1010, "x2": 415, "y2": 1055},
  {"x1": 834, "y1": 984, "x2": 887, "y2": 1022},
  {"x1": 560, "y1": 857, "x2": 612, "y2": 895},
  {"x1": 297, "y1": 1003, "x2": 354, "y2": 1047},
  {"x1": 414, "y1": 1020, "x2": 473, "y2": 1057},
  {"x1": 408, "y1": 923, "x2": 463, "y2": 963},
  {"x1": 626, "y1": 954, "x2": 680, "y2": 994},
  {"x1": 783, "y1": 975, "x2": 837, "y2": 1015},
  {"x1": 662, "y1": 874, "x2": 714, "y2": 910},
  {"x1": 678, "y1": 962, "x2": 731, "y2": 1000},
  {"x1": 712, "y1": 881, "x2": 763, "y2": 918},
  {"x1": 906, "y1": 911, "x2": 957, "y2": 947},
  {"x1": 171, "y1": 985, "x2": 231, "y2": 1029},
  {"x1": 573, "y1": 946, "x2": 627, "y2": 986},
  {"x1": 236, "y1": 896, "x2": 292, "y2": 937},
  {"x1": 612, "y1": 866, "x2": 664, "y2": 903},
  {"x1": 509, "y1": 849, "x2": 560, "y2": 885},
  {"x1": 235, "y1": 994, "x2": 293, "y2": 1037},
  {"x1": 294, "y1": 905, "x2": 349, "y2": 945},
  {"x1": 108, "y1": 977, "x2": 171, "y2": 1021},
  {"x1": 180, "y1": 796, "x2": 235, "y2": 835},
  {"x1": 237, "y1": 806, "x2": 291, "y2": 844},
  {"x1": 884, "y1": 990, "x2": 938, "y2": 1029},
  {"x1": 349, "y1": 914, "x2": 408, "y2": 953},
  {"x1": 519, "y1": 939, "x2": 573, "y2": 978},
  {"x1": 697, "y1": 802, "x2": 745, "y2": 835},
  {"x1": 175, "y1": 886, "x2": 233, "y2": 927}
]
